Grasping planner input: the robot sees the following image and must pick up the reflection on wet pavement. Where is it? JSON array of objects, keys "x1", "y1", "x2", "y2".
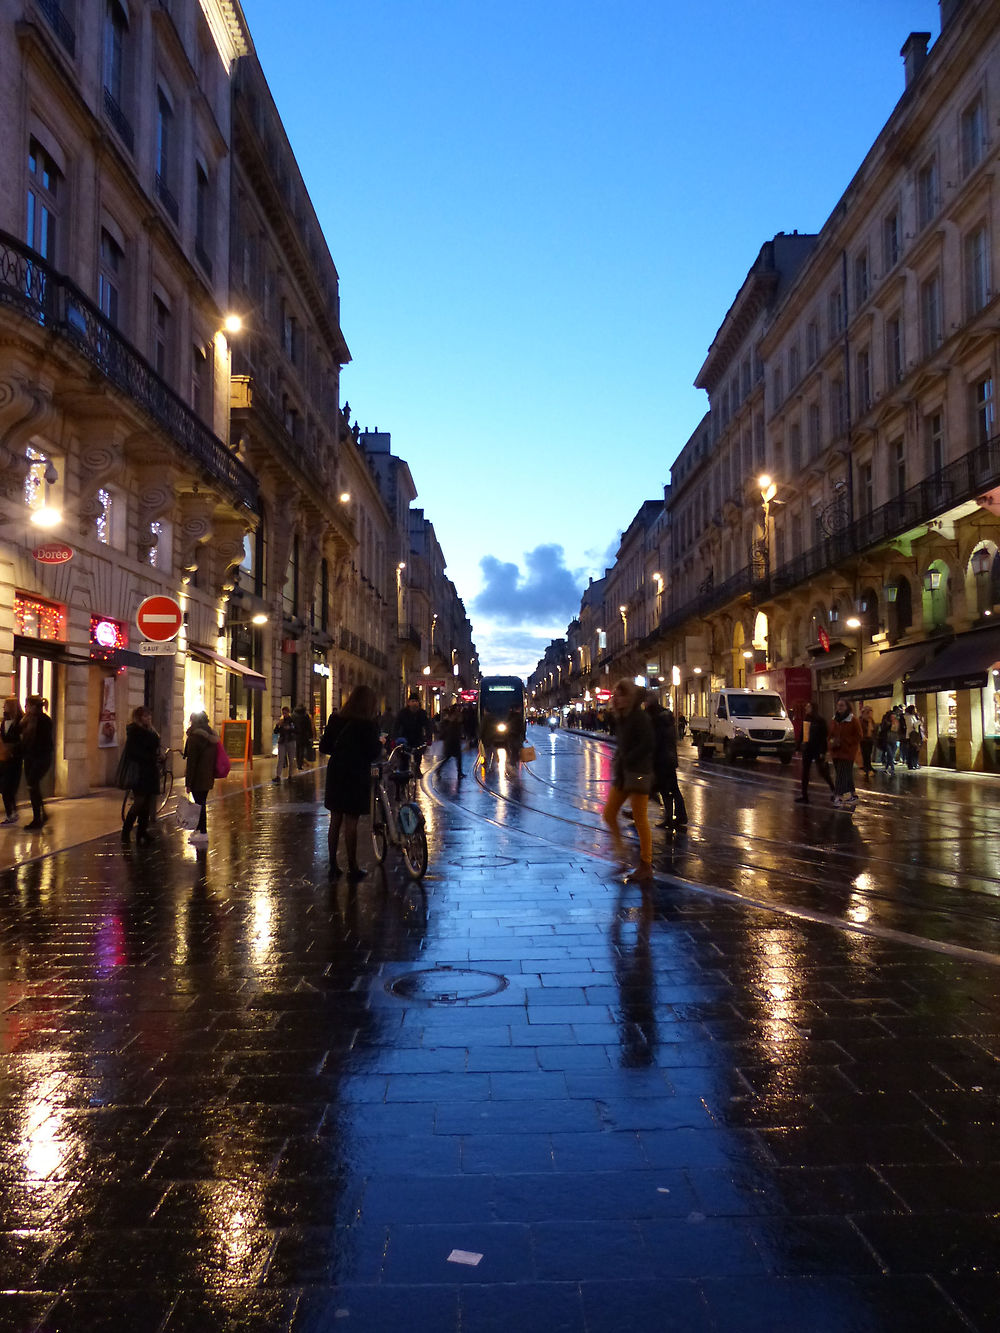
[{"x1": 0, "y1": 735, "x2": 998, "y2": 1330}]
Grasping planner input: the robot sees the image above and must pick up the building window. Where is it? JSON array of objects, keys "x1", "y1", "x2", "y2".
[
  {"x1": 96, "y1": 487, "x2": 113, "y2": 545},
  {"x1": 191, "y1": 342, "x2": 209, "y2": 418},
  {"x1": 966, "y1": 226, "x2": 990, "y2": 315},
  {"x1": 155, "y1": 89, "x2": 178, "y2": 222},
  {"x1": 98, "y1": 227, "x2": 123, "y2": 326},
  {"x1": 883, "y1": 208, "x2": 900, "y2": 271},
  {"x1": 830, "y1": 378, "x2": 846, "y2": 438},
  {"x1": 806, "y1": 319, "x2": 819, "y2": 365},
  {"x1": 856, "y1": 346, "x2": 871, "y2": 412},
  {"x1": 828, "y1": 287, "x2": 844, "y2": 340},
  {"x1": 153, "y1": 294, "x2": 171, "y2": 382},
  {"x1": 975, "y1": 376, "x2": 995, "y2": 447},
  {"x1": 917, "y1": 157, "x2": 938, "y2": 231},
  {"x1": 771, "y1": 367, "x2": 783, "y2": 413},
  {"x1": 807, "y1": 402, "x2": 821, "y2": 456},
  {"x1": 860, "y1": 460, "x2": 874, "y2": 516},
  {"x1": 26, "y1": 139, "x2": 60, "y2": 262},
  {"x1": 283, "y1": 534, "x2": 299, "y2": 618},
  {"x1": 892, "y1": 437, "x2": 906, "y2": 496},
  {"x1": 854, "y1": 250, "x2": 869, "y2": 308},
  {"x1": 961, "y1": 94, "x2": 986, "y2": 177},
  {"x1": 886, "y1": 313, "x2": 903, "y2": 385},
  {"x1": 788, "y1": 422, "x2": 802, "y2": 473},
  {"x1": 920, "y1": 273, "x2": 942, "y2": 356},
  {"x1": 925, "y1": 410, "x2": 944, "y2": 475},
  {"x1": 787, "y1": 344, "x2": 800, "y2": 389},
  {"x1": 103, "y1": 1, "x2": 132, "y2": 149},
  {"x1": 195, "y1": 162, "x2": 212, "y2": 274}
]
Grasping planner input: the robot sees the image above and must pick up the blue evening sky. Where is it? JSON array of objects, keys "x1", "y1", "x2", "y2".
[{"x1": 239, "y1": 0, "x2": 941, "y2": 678}]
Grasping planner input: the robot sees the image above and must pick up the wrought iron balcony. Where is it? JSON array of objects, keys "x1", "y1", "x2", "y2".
[
  {"x1": 37, "y1": 0, "x2": 75, "y2": 56},
  {"x1": 103, "y1": 87, "x2": 134, "y2": 154},
  {"x1": 0, "y1": 230, "x2": 258, "y2": 513},
  {"x1": 155, "y1": 174, "x2": 179, "y2": 224}
]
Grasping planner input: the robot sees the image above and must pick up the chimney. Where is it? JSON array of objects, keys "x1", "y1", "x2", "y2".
[{"x1": 900, "y1": 32, "x2": 931, "y2": 87}]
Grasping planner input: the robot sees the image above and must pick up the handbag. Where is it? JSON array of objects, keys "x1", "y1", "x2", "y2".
[
  {"x1": 214, "y1": 742, "x2": 232, "y2": 779},
  {"x1": 0, "y1": 740, "x2": 12, "y2": 764},
  {"x1": 115, "y1": 751, "x2": 140, "y2": 791},
  {"x1": 520, "y1": 745, "x2": 536, "y2": 763},
  {"x1": 623, "y1": 770, "x2": 653, "y2": 794},
  {"x1": 175, "y1": 796, "x2": 202, "y2": 830}
]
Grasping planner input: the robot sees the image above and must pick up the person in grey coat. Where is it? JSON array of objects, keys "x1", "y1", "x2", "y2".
[{"x1": 645, "y1": 699, "x2": 687, "y2": 829}]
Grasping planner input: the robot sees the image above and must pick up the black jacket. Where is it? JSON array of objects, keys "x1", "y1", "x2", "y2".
[
  {"x1": 803, "y1": 713, "x2": 829, "y2": 759},
  {"x1": 394, "y1": 706, "x2": 432, "y2": 749}
]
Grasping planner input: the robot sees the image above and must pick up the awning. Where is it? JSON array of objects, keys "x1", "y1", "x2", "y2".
[
  {"x1": 904, "y1": 625, "x2": 1000, "y2": 695},
  {"x1": 188, "y1": 643, "x2": 265, "y2": 691},
  {"x1": 837, "y1": 641, "x2": 937, "y2": 700}
]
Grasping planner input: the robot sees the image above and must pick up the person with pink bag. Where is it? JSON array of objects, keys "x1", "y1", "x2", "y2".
[{"x1": 182, "y1": 711, "x2": 218, "y2": 845}]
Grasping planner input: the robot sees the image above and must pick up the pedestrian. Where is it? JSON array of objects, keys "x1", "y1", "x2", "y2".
[
  {"x1": 828, "y1": 697, "x2": 862, "y2": 808},
  {"x1": 0, "y1": 696, "x2": 23, "y2": 825},
  {"x1": 795, "y1": 700, "x2": 836, "y2": 803},
  {"x1": 877, "y1": 710, "x2": 896, "y2": 774},
  {"x1": 292, "y1": 703, "x2": 315, "y2": 768},
  {"x1": 393, "y1": 692, "x2": 432, "y2": 773},
  {"x1": 903, "y1": 703, "x2": 925, "y2": 769},
  {"x1": 183, "y1": 711, "x2": 218, "y2": 845},
  {"x1": 859, "y1": 704, "x2": 877, "y2": 777},
  {"x1": 462, "y1": 703, "x2": 478, "y2": 748},
  {"x1": 272, "y1": 706, "x2": 297, "y2": 782},
  {"x1": 438, "y1": 704, "x2": 465, "y2": 778},
  {"x1": 318, "y1": 682, "x2": 381, "y2": 879},
  {"x1": 602, "y1": 678, "x2": 655, "y2": 882},
  {"x1": 644, "y1": 698, "x2": 687, "y2": 829},
  {"x1": 676, "y1": 713, "x2": 687, "y2": 740},
  {"x1": 19, "y1": 694, "x2": 53, "y2": 830},
  {"x1": 119, "y1": 706, "x2": 161, "y2": 845}
]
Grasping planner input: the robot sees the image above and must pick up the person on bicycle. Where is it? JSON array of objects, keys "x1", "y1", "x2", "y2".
[
  {"x1": 393, "y1": 692, "x2": 432, "y2": 774},
  {"x1": 120, "y1": 706, "x2": 161, "y2": 845},
  {"x1": 319, "y1": 683, "x2": 381, "y2": 879}
]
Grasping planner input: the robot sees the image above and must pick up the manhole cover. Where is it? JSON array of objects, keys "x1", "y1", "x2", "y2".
[{"x1": 386, "y1": 966, "x2": 509, "y2": 1004}]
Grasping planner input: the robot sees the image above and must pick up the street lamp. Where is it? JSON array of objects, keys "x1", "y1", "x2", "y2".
[
  {"x1": 757, "y1": 474, "x2": 777, "y2": 580},
  {"x1": 619, "y1": 604, "x2": 628, "y2": 644},
  {"x1": 845, "y1": 615, "x2": 864, "y2": 678}
]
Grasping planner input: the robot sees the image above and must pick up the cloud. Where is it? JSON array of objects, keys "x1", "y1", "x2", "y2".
[
  {"x1": 584, "y1": 533, "x2": 622, "y2": 579},
  {"x1": 475, "y1": 628, "x2": 553, "y2": 678},
  {"x1": 473, "y1": 543, "x2": 583, "y2": 627}
]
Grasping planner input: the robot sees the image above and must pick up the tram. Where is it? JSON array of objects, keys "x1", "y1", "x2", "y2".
[{"x1": 478, "y1": 675, "x2": 526, "y2": 749}]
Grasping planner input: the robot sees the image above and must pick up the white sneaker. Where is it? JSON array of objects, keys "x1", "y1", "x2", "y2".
[
  {"x1": 188, "y1": 831, "x2": 208, "y2": 845},
  {"x1": 1, "y1": 814, "x2": 17, "y2": 825}
]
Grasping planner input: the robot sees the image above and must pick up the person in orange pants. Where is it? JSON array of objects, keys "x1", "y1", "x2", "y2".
[{"x1": 601, "y1": 679, "x2": 654, "y2": 882}]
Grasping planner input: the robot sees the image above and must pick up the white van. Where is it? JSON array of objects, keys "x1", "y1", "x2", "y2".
[{"x1": 688, "y1": 689, "x2": 795, "y2": 764}]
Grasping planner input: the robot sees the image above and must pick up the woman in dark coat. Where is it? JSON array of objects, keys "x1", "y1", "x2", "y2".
[
  {"x1": 318, "y1": 684, "x2": 381, "y2": 879},
  {"x1": 796, "y1": 700, "x2": 836, "y2": 803},
  {"x1": 0, "y1": 696, "x2": 23, "y2": 824},
  {"x1": 20, "y1": 694, "x2": 54, "y2": 830},
  {"x1": 183, "y1": 711, "x2": 218, "y2": 842},
  {"x1": 601, "y1": 679, "x2": 655, "y2": 882},
  {"x1": 120, "y1": 706, "x2": 161, "y2": 845}
]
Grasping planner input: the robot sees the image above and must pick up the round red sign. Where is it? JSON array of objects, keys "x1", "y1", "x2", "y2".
[
  {"x1": 32, "y1": 543, "x2": 73, "y2": 564},
  {"x1": 136, "y1": 595, "x2": 183, "y2": 642}
]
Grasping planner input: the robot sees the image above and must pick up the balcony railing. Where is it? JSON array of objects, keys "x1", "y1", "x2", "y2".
[
  {"x1": 0, "y1": 230, "x2": 258, "y2": 513},
  {"x1": 37, "y1": 0, "x2": 75, "y2": 56},
  {"x1": 155, "y1": 174, "x2": 179, "y2": 224},
  {"x1": 656, "y1": 429, "x2": 1000, "y2": 639},
  {"x1": 103, "y1": 87, "x2": 134, "y2": 154}
]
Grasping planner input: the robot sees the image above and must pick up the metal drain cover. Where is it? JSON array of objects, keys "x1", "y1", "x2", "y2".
[
  {"x1": 387, "y1": 966, "x2": 509, "y2": 1004},
  {"x1": 455, "y1": 854, "x2": 516, "y2": 868}
]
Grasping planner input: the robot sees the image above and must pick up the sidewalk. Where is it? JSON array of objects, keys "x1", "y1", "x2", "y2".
[{"x1": 0, "y1": 753, "x2": 319, "y2": 873}]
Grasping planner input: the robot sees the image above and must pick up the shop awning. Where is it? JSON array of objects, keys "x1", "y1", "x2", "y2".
[
  {"x1": 188, "y1": 643, "x2": 265, "y2": 691},
  {"x1": 837, "y1": 641, "x2": 937, "y2": 700},
  {"x1": 904, "y1": 625, "x2": 1000, "y2": 695}
]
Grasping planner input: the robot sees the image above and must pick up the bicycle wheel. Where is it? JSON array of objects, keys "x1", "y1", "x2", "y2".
[
  {"x1": 158, "y1": 768, "x2": 173, "y2": 813},
  {"x1": 371, "y1": 788, "x2": 389, "y2": 863},
  {"x1": 401, "y1": 825, "x2": 428, "y2": 880},
  {"x1": 398, "y1": 802, "x2": 427, "y2": 879}
]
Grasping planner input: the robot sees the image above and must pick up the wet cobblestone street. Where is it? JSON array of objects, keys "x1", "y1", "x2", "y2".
[{"x1": 1, "y1": 729, "x2": 999, "y2": 1331}]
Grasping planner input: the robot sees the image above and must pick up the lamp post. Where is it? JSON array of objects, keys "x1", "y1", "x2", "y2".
[
  {"x1": 619, "y1": 604, "x2": 628, "y2": 645},
  {"x1": 845, "y1": 615, "x2": 864, "y2": 680}
]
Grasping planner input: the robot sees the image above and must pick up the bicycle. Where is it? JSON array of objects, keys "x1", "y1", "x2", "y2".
[
  {"x1": 370, "y1": 743, "x2": 428, "y2": 879},
  {"x1": 120, "y1": 748, "x2": 174, "y2": 822}
]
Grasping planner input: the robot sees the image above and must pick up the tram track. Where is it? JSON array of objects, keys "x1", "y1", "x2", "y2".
[{"x1": 422, "y1": 736, "x2": 1000, "y2": 968}]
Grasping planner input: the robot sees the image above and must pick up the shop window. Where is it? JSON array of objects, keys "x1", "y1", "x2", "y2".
[{"x1": 14, "y1": 592, "x2": 66, "y2": 641}]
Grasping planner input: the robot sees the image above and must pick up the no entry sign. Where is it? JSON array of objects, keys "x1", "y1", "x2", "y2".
[{"x1": 136, "y1": 594, "x2": 183, "y2": 642}]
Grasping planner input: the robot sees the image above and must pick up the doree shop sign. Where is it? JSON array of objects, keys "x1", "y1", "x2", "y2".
[{"x1": 32, "y1": 543, "x2": 74, "y2": 564}]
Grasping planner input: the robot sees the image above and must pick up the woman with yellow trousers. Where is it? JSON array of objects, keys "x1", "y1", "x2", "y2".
[{"x1": 602, "y1": 679, "x2": 655, "y2": 882}]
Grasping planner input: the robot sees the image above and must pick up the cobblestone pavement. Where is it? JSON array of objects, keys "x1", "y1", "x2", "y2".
[{"x1": 1, "y1": 729, "x2": 998, "y2": 1331}]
